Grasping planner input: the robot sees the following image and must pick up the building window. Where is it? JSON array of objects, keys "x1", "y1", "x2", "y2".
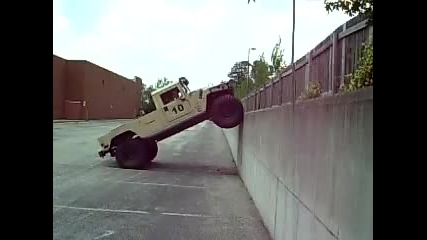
[{"x1": 102, "y1": 80, "x2": 105, "y2": 87}]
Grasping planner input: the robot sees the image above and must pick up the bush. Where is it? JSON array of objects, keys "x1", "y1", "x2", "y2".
[
  {"x1": 341, "y1": 42, "x2": 373, "y2": 92},
  {"x1": 300, "y1": 81, "x2": 322, "y2": 100}
]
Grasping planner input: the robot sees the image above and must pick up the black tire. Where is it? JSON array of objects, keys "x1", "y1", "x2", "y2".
[
  {"x1": 115, "y1": 137, "x2": 151, "y2": 170},
  {"x1": 110, "y1": 148, "x2": 116, "y2": 157},
  {"x1": 210, "y1": 94, "x2": 244, "y2": 128},
  {"x1": 146, "y1": 139, "x2": 158, "y2": 161},
  {"x1": 111, "y1": 132, "x2": 135, "y2": 158}
]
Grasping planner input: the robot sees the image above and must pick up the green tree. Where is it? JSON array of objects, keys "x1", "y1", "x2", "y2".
[
  {"x1": 228, "y1": 60, "x2": 251, "y2": 98},
  {"x1": 251, "y1": 53, "x2": 272, "y2": 89},
  {"x1": 234, "y1": 77, "x2": 253, "y2": 99},
  {"x1": 227, "y1": 61, "x2": 250, "y2": 86},
  {"x1": 270, "y1": 36, "x2": 286, "y2": 78},
  {"x1": 324, "y1": 0, "x2": 373, "y2": 24},
  {"x1": 155, "y1": 77, "x2": 173, "y2": 89},
  {"x1": 248, "y1": 0, "x2": 373, "y2": 23}
]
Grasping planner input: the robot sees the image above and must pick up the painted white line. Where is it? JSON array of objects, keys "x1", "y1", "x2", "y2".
[
  {"x1": 94, "y1": 230, "x2": 115, "y2": 239},
  {"x1": 120, "y1": 172, "x2": 142, "y2": 181},
  {"x1": 54, "y1": 205, "x2": 215, "y2": 219},
  {"x1": 161, "y1": 212, "x2": 212, "y2": 218},
  {"x1": 54, "y1": 205, "x2": 150, "y2": 215},
  {"x1": 119, "y1": 181, "x2": 205, "y2": 189},
  {"x1": 53, "y1": 207, "x2": 61, "y2": 214}
]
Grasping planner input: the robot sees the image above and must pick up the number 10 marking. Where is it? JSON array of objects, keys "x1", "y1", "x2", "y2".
[{"x1": 172, "y1": 104, "x2": 184, "y2": 114}]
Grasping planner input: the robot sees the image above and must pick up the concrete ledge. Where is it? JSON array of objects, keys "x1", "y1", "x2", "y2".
[{"x1": 223, "y1": 88, "x2": 373, "y2": 240}]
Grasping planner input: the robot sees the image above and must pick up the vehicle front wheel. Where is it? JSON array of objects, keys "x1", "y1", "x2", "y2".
[
  {"x1": 146, "y1": 139, "x2": 158, "y2": 162},
  {"x1": 210, "y1": 94, "x2": 244, "y2": 128},
  {"x1": 115, "y1": 138, "x2": 151, "y2": 170}
]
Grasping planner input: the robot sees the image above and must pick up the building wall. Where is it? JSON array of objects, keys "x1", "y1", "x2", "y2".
[
  {"x1": 53, "y1": 55, "x2": 143, "y2": 120},
  {"x1": 83, "y1": 61, "x2": 142, "y2": 120},
  {"x1": 53, "y1": 55, "x2": 67, "y2": 119},
  {"x1": 65, "y1": 61, "x2": 85, "y2": 101},
  {"x1": 63, "y1": 61, "x2": 86, "y2": 119}
]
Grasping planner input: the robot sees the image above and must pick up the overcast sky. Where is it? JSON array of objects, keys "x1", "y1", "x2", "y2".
[{"x1": 53, "y1": 0, "x2": 350, "y2": 90}]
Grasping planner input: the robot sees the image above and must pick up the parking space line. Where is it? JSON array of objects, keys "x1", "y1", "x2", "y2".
[
  {"x1": 120, "y1": 172, "x2": 142, "y2": 181},
  {"x1": 118, "y1": 181, "x2": 205, "y2": 189},
  {"x1": 161, "y1": 212, "x2": 213, "y2": 218},
  {"x1": 94, "y1": 230, "x2": 115, "y2": 240},
  {"x1": 54, "y1": 205, "x2": 150, "y2": 215},
  {"x1": 53, "y1": 205, "x2": 213, "y2": 218}
]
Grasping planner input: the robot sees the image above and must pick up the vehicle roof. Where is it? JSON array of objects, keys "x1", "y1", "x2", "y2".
[{"x1": 151, "y1": 82, "x2": 180, "y2": 95}]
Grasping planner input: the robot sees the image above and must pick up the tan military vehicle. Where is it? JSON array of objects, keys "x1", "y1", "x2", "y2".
[{"x1": 98, "y1": 77, "x2": 243, "y2": 170}]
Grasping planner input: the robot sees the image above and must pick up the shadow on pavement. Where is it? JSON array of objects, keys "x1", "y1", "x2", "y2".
[{"x1": 101, "y1": 159, "x2": 237, "y2": 176}]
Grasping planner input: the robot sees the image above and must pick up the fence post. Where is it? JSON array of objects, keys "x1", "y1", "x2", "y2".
[
  {"x1": 305, "y1": 51, "x2": 312, "y2": 91},
  {"x1": 254, "y1": 90, "x2": 259, "y2": 110},
  {"x1": 340, "y1": 22, "x2": 347, "y2": 88},
  {"x1": 279, "y1": 75, "x2": 283, "y2": 105},
  {"x1": 270, "y1": 83, "x2": 274, "y2": 107},
  {"x1": 331, "y1": 32, "x2": 338, "y2": 94},
  {"x1": 340, "y1": 22, "x2": 347, "y2": 89},
  {"x1": 270, "y1": 81, "x2": 275, "y2": 107}
]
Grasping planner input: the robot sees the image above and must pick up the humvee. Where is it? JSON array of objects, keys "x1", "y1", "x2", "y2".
[{"x1": 97, "y1": 77, "x2": 243, "y2": 170}]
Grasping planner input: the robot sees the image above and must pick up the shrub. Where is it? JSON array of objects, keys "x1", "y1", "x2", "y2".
[
  {"x1": 342, "y1": 42, "x2": 373, "y2": 92},
  {"x1": 300, "y1": 81, "x2": 322, "y2": 100}
]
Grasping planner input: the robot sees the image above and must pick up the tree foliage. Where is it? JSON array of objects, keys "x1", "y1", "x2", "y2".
[
  {"x1": 341, "y1": 42, "x2": 373, "y2": 92},
  {"x1": 251, "y1": 53, "x2": 272, "y2": 89},
  {"x1": 232, "y1": 53, "x2": 274, "y2": 99},
  {"x1": 234, "y1": 76, "x2": 254, "y2": 99},
  {"x1": 324, "y1": 0, "x2": 373, "y2": 24},
  {"x1": 227, "y1": 61, "x2": 251, "y2": 99},
  {"x1": 270, "y1": 36, "x2": 286, "y2": 78},
  {"x1": 155, "y1": 77, "x2": 173, "y2": 89},
  {"x1": 248, "y1": 0, "x2": 373, "y2": 24},
  {"x1": 230, "y1": 38, "x2": 286, "y2": 99},
  {"x1": 300, "y1": 81, "x2": 322, "y2": 100},
  {"x1": 227, "y1": 61, "x2": 249, "y2": 85}
]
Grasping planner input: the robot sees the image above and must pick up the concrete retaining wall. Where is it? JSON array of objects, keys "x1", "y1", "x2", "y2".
[{"x1": 223, "y1": 87, "x2": 373, "y2": 240}]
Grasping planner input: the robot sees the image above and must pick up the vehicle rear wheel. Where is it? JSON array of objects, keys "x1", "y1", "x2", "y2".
[
  {"x1": 115, "y1": 137, "x2": 151, "y2": 170},
  {"x1": 210, "y1": 94, "x2": 244, "y2": 128}
]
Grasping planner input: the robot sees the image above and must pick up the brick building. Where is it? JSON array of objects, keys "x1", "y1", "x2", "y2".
[{"x1": 53, "y1": 55, "x2": 143, "y2": 120}]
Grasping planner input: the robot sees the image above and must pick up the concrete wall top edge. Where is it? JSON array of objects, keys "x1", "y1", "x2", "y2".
[{"x1": 246, "y1": 87, "x2": 373, "y2": 115}]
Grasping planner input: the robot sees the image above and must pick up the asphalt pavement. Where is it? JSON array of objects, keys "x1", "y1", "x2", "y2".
[{"x1": 53, "y1": 120, "x2": 270, "y2": 240}]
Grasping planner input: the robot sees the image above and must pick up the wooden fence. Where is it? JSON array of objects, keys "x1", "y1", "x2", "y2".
[{"x1": 242, "y1": 15, "x2": 373, "y2": 112}]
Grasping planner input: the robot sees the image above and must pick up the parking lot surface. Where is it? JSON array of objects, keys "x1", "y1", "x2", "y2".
[{"x1": 53, "y1": 120, "x2": 270, "y2": 240}]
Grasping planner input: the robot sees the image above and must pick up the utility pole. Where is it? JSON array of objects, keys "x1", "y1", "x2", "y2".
[
  {"x1": 291, "y1": 0, "x2": 296, "y2": 111},
  {"x1": 247, "y1": 47, "x2": 256, "y2": 96}
]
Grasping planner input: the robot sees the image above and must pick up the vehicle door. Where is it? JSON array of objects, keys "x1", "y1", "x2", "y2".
[{"x1": 160, "y1": 86, "x2": 192, "y2": 122}]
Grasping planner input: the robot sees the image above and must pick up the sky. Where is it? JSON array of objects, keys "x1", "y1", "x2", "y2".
[{"x1": 53, "y1": 0, "x2": 351, "y2": 90}]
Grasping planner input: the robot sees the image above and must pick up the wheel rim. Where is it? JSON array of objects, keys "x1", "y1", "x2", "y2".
[
  {"x1": 118, "y1": 142, "x2": 139, "y2": 167},
  {"x1": 220, "y1": 103, "x2": 236, "y2": 118}
]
